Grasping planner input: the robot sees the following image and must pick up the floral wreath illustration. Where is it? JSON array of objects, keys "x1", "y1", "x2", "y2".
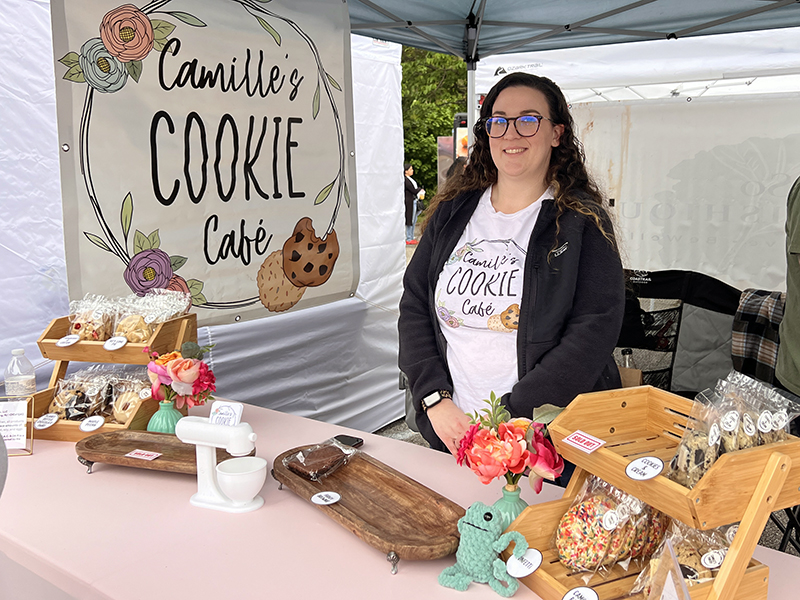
[{"x1": 60, "y1": 1, "x2": 349, "y2": 313}]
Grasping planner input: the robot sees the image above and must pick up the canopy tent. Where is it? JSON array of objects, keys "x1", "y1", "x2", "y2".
[{"x1": 348, "y1": 0, "x2": 800, "y2": 143}]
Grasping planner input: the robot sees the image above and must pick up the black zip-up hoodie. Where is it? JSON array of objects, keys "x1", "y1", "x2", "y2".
[{"x1": 399, "y1": 188, "x2": 625, "y2": 449}]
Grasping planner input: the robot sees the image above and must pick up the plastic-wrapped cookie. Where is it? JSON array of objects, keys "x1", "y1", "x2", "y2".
[
  {"x1": 114, "y1": 314, "x2": 151, "y2": 343},
  {"x1": 556, "y1": 495, "x2": 617, "y2": 571},
  {"x1": 675, "y1": 543, "x2": 712, "y2": 585},
  {"x1": 257, "y1": 250, "x2": 306, "y2": 312},
  {"x1": 63, "y1": 390, "x2": 92, "y2": 421},
  {"x1": 113, "y1": 390, "x2": 143, "y2": 425}
]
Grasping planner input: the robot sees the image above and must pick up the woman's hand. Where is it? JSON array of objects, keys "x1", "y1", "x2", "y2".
[{"x1": 426, "y1": 399, "x2": 472, "y2": 456}]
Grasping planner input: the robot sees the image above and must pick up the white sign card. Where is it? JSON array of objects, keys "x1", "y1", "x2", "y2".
[
  {"x1": 34, "y1": 414, "x2": 60, "y2": 430},
  {"x1": 562, "y1": 430, "x2": 606, "y2": 454},
  {"x1": 51, "y1": 0, "x2": 358, "y2": 327},
  {"x1": 311, "y1": 491, "x2": 341, "y2": 505},
  {"x1": 209, "y1": 400, "x2": 244, "y2": 426},
  {"x1": 0, "y1": 400, "x2": 29, "y2": 450},
  {"x1": 562, "y1": 587, "x2": 599, "y2": 600},
  {"x1": 625, "y1": 456, "x2": 664, "y2": 481},
  {"x1": 506, "y1": 548, "x2": 542, "y2": 578},
  {"x1": 79, "y1": 415, "x2": 106, "y2": 432}
]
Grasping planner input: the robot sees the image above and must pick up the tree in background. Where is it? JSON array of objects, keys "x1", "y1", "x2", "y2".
[{"x1": 402, "y1": 46, "x2": 467, "y2": 196}]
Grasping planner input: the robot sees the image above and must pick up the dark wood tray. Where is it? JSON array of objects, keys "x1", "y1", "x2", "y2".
[
  {"x1": 272, "y1": 446, "x2": 465, "y2": 561},
  {"x1": 75, "y1": 430, "x2": 240, "y2": 474}
]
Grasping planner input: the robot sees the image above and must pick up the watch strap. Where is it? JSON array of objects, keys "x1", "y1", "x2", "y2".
[{"x1": 421, "y1": 390, "x2": 452, "y2": 412}]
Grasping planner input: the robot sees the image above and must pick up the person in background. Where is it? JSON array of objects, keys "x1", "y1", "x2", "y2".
[
  {"x1": 404, "y1": 163, "x2": 424, "y2": 245},
  {"x1": 776, "y1": 176, "x2": 800, "y2": 435},
  {"x1": 399, "y1": 73, "x2": 624, "y2": 457},
  {"x1": 445, "y1": 156, "x2": 468, "y2": 182}
]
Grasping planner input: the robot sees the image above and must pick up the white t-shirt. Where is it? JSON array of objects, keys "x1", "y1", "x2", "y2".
[{"x1": 434, "y1": 185, "x2": 550, "y2": 415}]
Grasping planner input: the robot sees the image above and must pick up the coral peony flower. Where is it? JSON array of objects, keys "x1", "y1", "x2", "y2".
[
  {"x1": 100, "y1": 4, "x2": 155, "y2": 62},
  {"x1": 167, "y1": 358, "x2": 201, "y2": 396},
  {"x1": 528, "y1": 428, "x2": 565, "y2": 493},
  {"x1": 124, "y1": 249, "x2": 173, "y2": 296},
  {"x1": 166, "y1": 275, "x2": 191, "y2": 295},
  {"x1": 147, "y1": 360, "x2": 172, "y2": 386},
  {"x1": 497, "y1": 422, "x2": 531, "y2": 474},
  {"x1": 79, "y1": 38, "x2": 127, "y2": 93},
  {"x1": 464, "y1": 429, "x2": 516, "y2": 484}
]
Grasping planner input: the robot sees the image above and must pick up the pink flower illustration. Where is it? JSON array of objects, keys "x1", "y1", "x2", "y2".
[{"x1": 100, "y1": 4, "x2": 155, "y2": 62}]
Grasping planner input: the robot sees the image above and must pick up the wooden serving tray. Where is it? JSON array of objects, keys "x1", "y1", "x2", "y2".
[
  {"x1": 37, "y1": 313, "x2": 197, "y2": 365},
  {"x1": 75, "y1": 430, "x2": 240, "y2": 474},
  {"x1": 272, "y1": 446, "x2": 465, "y2": 562}
]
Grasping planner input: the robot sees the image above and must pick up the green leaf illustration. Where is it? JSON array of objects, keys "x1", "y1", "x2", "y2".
[
  {"x1": 255, "y1": 16, "x2": 281, "y2": 46},
  {"x1": 133, "y1": 229, "x2": 150, "y2": 253},
  {"x1": 325, "y1": 72, "x2": 342, "y2": 91},
  {"x1": 191, "y1": 292, "x2": 207, "y2": 306},
  {"x1": 153, "y1": 37, "x2": 169, "y2": 52},
  {"x1": 59, "y1": 52, "x2": 80, "y2": 68},
  {"x1": 120, "y1": 193, "x2": 133, "y2": 240},
  {"x1": 148, "y1": 229, "x2": 161, "y2": 249},
  {"x1": 344, "y1": 183, "x2": 350, "y2": 207},
  {"x1": 252, "y1": 0, "x2": 272, "y2": 2},
  {"x1": 151, "y1": 19, "x2": 176, "y2": 40},
  {"x1": 312, "y1": 79, "x2": 320, "y2": 119},
  {"x1": 314, "y1": 180, "x2": 335, "y2": 205},
  {"x1": 63, "y1": 64, "x2": 85, "y2": 83},
  {"x1": 170, "y1": 255, "x2": 188, "y2": 271},
  {"x1": 84, "y1": 232, "x2": 112, "y2": 253},
  {"x1": 186, "y1": 279, "x2": 205, "y2": 295},
  {"x1": 126, "y1": 60, "x2": 142, "y2": 83},
  {"x1": 166, "y1": 12, "x2": 207, "y2": 27}
]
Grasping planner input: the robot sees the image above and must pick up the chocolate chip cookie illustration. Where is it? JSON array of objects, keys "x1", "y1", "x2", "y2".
[
  {"x1": 282, "y1": 217, "x2": 340, "y2": 287},
  {"x1": 257, "y1": 250, "x2": 306, "y2": 312},
  {"x1": 501, "y1": 303, "x2": 520, "y2": 330}
]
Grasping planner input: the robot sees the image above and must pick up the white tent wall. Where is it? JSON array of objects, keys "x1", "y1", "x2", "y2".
[
  {"x1": 474, "y1": 28, "x2": 800, "y2": 292},
  {"x1": 0, "y1": 2, "x2": 406, "y2": 432}
]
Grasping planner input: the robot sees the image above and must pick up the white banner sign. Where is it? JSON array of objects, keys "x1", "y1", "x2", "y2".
[{"x1": 52, "y1": 0, "x2": 358, "y2": 326}]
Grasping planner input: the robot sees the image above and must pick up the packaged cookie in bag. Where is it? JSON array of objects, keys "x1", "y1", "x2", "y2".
[
  {"x1": 667, "y1": 390, "x2": 721, "y2": 489},
  {"x1": 282, "y1": 438, "x2": 359, "y2": 482},
  {"x1": 713, "y1": 383, "x2": 741, "y2": 456},
  {"x1": 113, "y1": 296, "x2": 154, "y2": 343},
  {"x1": 49, "y1": 371, "x2": 102, "y2": 421},
  {"x1": 553, "y1": 476, "x2": 624, "y2": 581},
  {"x1": 68, "y1": 294, "x2": 115, "y2": 341},
  {"x1": 111, "y1": 369, "x2": 152, "y2": 425}
]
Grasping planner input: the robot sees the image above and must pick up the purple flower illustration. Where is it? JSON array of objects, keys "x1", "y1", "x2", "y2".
[{"x1": 124, "y1": 248, "x2": 173, "y2": 295}]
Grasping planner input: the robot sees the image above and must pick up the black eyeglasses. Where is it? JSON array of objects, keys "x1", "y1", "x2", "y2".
[{"x1": 482, "y1": 115, "x2": 555, "y2": 138}]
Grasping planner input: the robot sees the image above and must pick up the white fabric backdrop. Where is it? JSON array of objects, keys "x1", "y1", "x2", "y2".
[{"x1": 0, "y1": 0, "x2": 405, "y2": 432}]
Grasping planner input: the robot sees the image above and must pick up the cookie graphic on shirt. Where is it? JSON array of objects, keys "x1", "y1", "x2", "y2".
[
  {"x1": 487, "y1": 314, "x2": 508, "y2": 332},
  {"x1": 501, "y1": 304, "x2": 520, "y2": 330}
]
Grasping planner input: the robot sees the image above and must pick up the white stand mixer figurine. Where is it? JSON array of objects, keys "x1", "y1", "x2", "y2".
[{"x1": 175, "y1": 416, "x2": 267, "y2": 513}]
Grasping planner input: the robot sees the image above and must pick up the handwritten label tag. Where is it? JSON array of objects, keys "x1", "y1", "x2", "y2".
[
  {"x1": 701, "y1": 549, "x2": 727, "y2": 570},
  {"x1": 0, "y1": 400, "x2": 29, "y2": 449},
  {"x1": 562, "y1": 587, "x2": 599, "y2": 600},
  {"x1": 562, "y1": 430, "x2": 605, "y2": 454},
  {"x1": 626, "y1": 456, "x2": 664, "y2": 481},
  {"x1": 125, "y1": 449, "x2": 162, "y2": 461},
  {"x1": 56, "y1": 334, "x2": 80, "y2": 347},
  {"x1": 506, "y1": 548, "x2": 542, "y2": 578},
  {"x1": 103, "y1": 336, "x2": 128, "y2": 351},
  {"x1": 311, "y1": 491, "x2": 341, "y2": 505},
  {"x1": 139, "y1": 387, "x2": 152, "y2": 400},
  {"x1": 209, "y1": 400, "x2": 244, "y2": 426},
  {"x1": 79, "y1": 415, "x2": 105, "y2": 432},
  {"x1": 34, "y1": 413, "x2": 60, "y2": 430}
]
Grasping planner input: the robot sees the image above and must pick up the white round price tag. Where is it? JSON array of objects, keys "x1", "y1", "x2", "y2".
[
  {"x1": 34, "y1": 413, "x2": 60, "y2": 430},
  {"x1": 708, "y1": 422, "x2": 721, "y2": 446},
  {"x1": 701, "y1": 549, "x2": 726, "y2": 570},
  {"x1": 562, "y1": 587, "x2": 599, "y2": 600},
  {"x1": 601, "y1": 510, "x2": 619, "y2": 531},
  {"x1": 758, "y1": 411, "x2": 772, "y2": 433},
  {"x1": 56, "y1": 334, "x2": 80, "y2": 347},
  {"x1": 506, "y1": 548, "x2": 542, "y2": 578},
  {"x1": 79, "y1": 416, "x2": 105, "y2": 432},
  {"x1": 625, "y1": 456, "x2": 664, "y2": 481},
  {"x1": 103, "y1": 336, "x2": 128, "y2": 351},
  {"x1": 139, "y1": 387, "x2": 152, "y2": 400},
  {"x1": 311, "y1": 491, "x2": 341, "y2": 505},
  {"x1": 725, "y1": 524, "x2": 739, "y2": 544}
]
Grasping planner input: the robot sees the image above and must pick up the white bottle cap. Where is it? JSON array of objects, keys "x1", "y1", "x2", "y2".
[{"x1": 11, "y1": 349, "x2": 24, "y2": 356}]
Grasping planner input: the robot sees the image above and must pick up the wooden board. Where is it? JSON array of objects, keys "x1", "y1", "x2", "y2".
[
  {"x1": 75, "y1": 430, "x2": 240, "y2": 474},
  {"x1": 272, "y1": 446, "x2": 465, "y2": 561}
]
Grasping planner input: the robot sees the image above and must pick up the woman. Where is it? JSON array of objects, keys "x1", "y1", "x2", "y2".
[
  {"x1": 404, "y1": 163, "x2": 424, "y2": 245},
  {"x1": 399, "y1": 73, "x2": 624, "y2": 456}
]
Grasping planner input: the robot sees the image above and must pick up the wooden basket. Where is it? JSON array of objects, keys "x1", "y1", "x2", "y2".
[
  {"x1": 504, "y1": 385, "x2": 798, "y2": 600},
  {"x1": 37, "y1": 313, "x2": 197, "y2": 365},
  {"x1": 30, "y1": 386, "x2": 159, "y2": 442}
]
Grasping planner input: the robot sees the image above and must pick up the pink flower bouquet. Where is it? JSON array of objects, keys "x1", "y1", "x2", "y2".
[
  {"x1": 457, "y1": 392, "x2": 565, "y2": 493},
  {"x1": 146, "y1": 342, "x2": 216, "y2": 409}
]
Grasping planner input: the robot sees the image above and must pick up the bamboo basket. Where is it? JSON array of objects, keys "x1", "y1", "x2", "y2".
[
  {"x1": 32, "y1": 313, "x2": 197, "y2": 441},
  {"x1": 503, "y1": 385, "x2": 799, "y2": 600}
]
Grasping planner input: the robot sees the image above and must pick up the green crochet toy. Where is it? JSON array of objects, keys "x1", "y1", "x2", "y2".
[{"x1": 439, "y1": 501, "x2": 529, "y2": 597}]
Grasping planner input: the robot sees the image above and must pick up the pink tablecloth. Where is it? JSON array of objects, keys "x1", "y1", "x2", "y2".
[{"x1": 0, "y1": 405, "x2": 797, "y2": 599}]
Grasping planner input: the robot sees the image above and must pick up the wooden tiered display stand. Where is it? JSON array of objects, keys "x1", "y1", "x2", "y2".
[
  {"x1": 503, "y1": 385, "x2": 800, "y2": 600},
  {"x1": 31, "y1": 313, "x2": 197, "y2": 442}
]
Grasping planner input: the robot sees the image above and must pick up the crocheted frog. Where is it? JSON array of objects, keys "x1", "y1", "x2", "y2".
[{"x1": 439, "y1": 501, "x2": 529, "y2": 597}]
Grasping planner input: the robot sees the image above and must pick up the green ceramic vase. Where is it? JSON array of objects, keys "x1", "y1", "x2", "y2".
[
  {"x1": 492, "y1": 484, "x2": 529, "y2": 531},
  {"x1": 147, "y1": 400, "x2": 184, "y2": 434}
]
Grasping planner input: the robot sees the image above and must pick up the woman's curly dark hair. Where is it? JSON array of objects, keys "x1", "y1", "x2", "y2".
[{"x1": 424, "y1": 73, "x2": 616, "y2": 249}]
